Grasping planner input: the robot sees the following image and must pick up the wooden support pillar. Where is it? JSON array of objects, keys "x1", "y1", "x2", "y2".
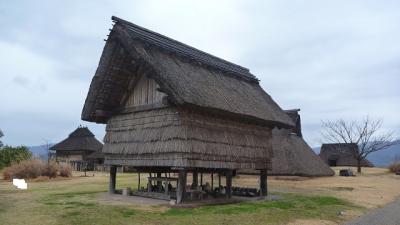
[
  {"x1": 157, "y1": 172, "x2": 162, "y2": 191},
  {"x1": 148, "y1": 173, "x2": 152, "y2": 192},
  {"x1": 211, "y1": 172, "x2": 214, "y2": 190},
  {"x1": 137, "y1": 172, "x2": 141, "y2": 191},
  {"x1": 218, "y1": 172, "x2": 221, "y2": 187},
  {"x1": 200, "y1": 172, "x2": 203, "y2": 186},
  {"x1": 192, "y1": 171, "x2": 198, "y2": 187},
  {"x1": 260, "y1": 169, "x2": 268, "y2": 196},
  {"x1": 109, "y1": 165, "x2": 117, "y2": 194},
  {"x1": 176, "y1": 170, "x2": 187, "y2": 204},
  {"x1": 226, "y1": 170, "x2": 233, "y2": 198}
]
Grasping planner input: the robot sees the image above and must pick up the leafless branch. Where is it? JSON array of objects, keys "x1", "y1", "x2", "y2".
[{"x1": 321, "y1": 116, "x2": 398, "y2": 172}]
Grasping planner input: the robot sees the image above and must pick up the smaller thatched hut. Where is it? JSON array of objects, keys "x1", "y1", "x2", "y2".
[
  {"x1": 50, "y1": 126, "x2": 103, "y2": 171},
  {"x1": 267, "y1": 128, "x2": 334, "y2": 176},
  {"x1": 240, "y1": 109, "x2": 334, "y2": 176},
  {"x1": 319, "y1": 143, "x2": 374, "y2": 167}
]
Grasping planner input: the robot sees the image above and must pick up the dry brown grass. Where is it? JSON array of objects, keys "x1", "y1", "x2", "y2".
[
  {"x1": 234, "y1": 167, "x2": 400, "y2": 209},
  {"x1": 1, "y1": 167, "x2": 398, "y2": 225}
]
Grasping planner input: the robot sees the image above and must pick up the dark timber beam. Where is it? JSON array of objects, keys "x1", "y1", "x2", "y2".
[
  {"x1": 260, "y1": 169, "x2": 268, "y2": 196},
  {"x1": 211, "y1": 172, "x2": 214, "y2": 190},
  {"x1": 137, "y1": 172, "x2": 141, "y2": 191},
  {"x1": 109, "y1": 165, "x2": 117, "y2": 194},
  {"x1": 226, "y1": 170, "x2": 233, "y2": 198},
  {"x1": 192, "y1": 171, "x2": 198, "y2": 188},
  {"x1": 176, "y1": 170, "x2": 187, "y2": 204},
  {"x1": 157, "y1": 172, "x2": 162, "y2": 191}
]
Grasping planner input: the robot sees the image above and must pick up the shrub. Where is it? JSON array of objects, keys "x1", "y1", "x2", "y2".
[
  {"x1": 2, "y1": 160, "x2": 72, "y2": 180},
  {"x1": 0, "y1": 146, "x2": 32, "y2": 170},
  {"x1": 388, "y1": 163, "x2": 400, "y2": 173},
  {"x1": 59, "y1": 164, "x2": 72, "y2": 177},
  {"x1": 42, "y1": 162, "x2": 59, "y2": 178},
  {"x1": 2, "y1": 159, "x2": 43, "y2": 181},
  {"x1": 2, "y1": 167, "x2": 14, "y2": 181}
]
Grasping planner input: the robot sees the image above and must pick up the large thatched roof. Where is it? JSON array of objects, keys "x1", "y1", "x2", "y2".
[
  {"x1": 50, "y1": 127, "x2": 103, "y2": 152},
  {"x1": 81, "y1": 16, "x2": 293, "y2": 129},
  {"x1": 319, "y1": 143, "x2": 374, "y2": 167}
]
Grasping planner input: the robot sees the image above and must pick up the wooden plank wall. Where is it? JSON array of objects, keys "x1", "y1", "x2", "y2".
[{"x1": 125, "y1": 75, "x2": 165, "y2": 107}]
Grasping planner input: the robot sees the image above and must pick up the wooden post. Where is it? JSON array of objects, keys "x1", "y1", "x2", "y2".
[
  {"x1": 260, "y1": 169, "x2": 268, "y2": 196},
  {"x1": 211, "y1": 172, "x2": 214, "y2": 190},
  {"x1": 137, "y1": 172, "x2": 141, "y2": 191},
  {"x1": 176, "y1": 170, "x2": 187, "y2": 204},
  {"x1": 109, "y1": 165, "x2": 117, "y2": 194},
  {"x1": 226, "y1": 170, "x2": 232, "y2": 198},
  {"x1": 218, "y1": 172, "x2": 221, "y2": 187},
  {"x1": 157, "y1": 172, "x2": 162, "y2": 191},
  {"x1": 192, "y1": 171, "x2": 198, "y2": 188},
  {"x1": 165, "y1": 181, "x2": 169, "y2": 195},
  {"x1": 200, "y1": 172, "x2": 203, "y2": 186}
]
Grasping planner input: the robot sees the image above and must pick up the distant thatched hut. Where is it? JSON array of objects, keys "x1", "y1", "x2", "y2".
[
  {"x1": 319, "y1": 143, "x2": 374, "y2": 167},
  {"x1": 241, "y1": 109, "x2": 334, "y2": 177},
  {"x1": 50, "y1": 126, "x2": 103, "y2": 171},
  {"x1": 81, "y1": 16, "x2": 294, "y2": 203}
]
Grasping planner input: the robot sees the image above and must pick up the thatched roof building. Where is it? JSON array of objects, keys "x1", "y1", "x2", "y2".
[
  {"x1": 285, "y1": 109, "x2": 302, "y2": 137},
  {"x1": 268, "y1": 128, "x2": 334, "y2": 176},
  {"x1": 241, "y1": 110, "x2": 334, "y2": 177},
  {"x1": 81, "y1": 16, "x2": 294, "y2": 203},
  {"x1": 319, "y1": 143, "x2": 374, "y2": 167},
  {"x1": 50, "y1": 126, "x2": 103, "y2": 170}
]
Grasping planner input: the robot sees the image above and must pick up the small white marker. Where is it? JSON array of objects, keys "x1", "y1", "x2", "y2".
[{"x1": 12, "y1": 178, "x2": 28, "y2": 190}]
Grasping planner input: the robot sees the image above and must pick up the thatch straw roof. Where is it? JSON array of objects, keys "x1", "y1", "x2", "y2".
[
  {"x1": 267, "y1": 129, "x2": 334, "y2": 176},
  {"x1": 319, "y1": 143, "x2": 374, "y2": 167},
  {"x1": 102, "y1": 107, "x2": 274, "y2": 169},
  {"x1": 81, "y1": 16, "x2": 293, "y2": 129},
  {"x1": 86, "y1": 150, "x2": 105, "y2": 160},
  {"x1": 284, "y1": 109, "x2": 302, "y2": 137},
  {"x1": 50, "y1": 126, "x2": 103, "y2": 152},
  {"x1": 240, "y1": 109, "x2": 334, "y2": 177}
]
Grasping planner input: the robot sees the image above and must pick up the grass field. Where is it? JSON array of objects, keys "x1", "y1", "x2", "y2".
[{"x1": 0, "y1": 167, "x2": 398, "y2": 225}]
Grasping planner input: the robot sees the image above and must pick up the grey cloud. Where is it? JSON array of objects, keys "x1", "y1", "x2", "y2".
[{"x1": 0, "y1": 0, "x2": 399, "y2": 147}]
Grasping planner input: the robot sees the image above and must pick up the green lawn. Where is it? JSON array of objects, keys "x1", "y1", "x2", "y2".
[{"x1": 0, "y1": 173, "x2": 362, "y2": 225}]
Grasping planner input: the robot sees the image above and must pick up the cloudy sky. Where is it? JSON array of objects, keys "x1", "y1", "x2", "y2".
[{"x1": 1, "y1": 0, "x2": 399, "y2": 147}]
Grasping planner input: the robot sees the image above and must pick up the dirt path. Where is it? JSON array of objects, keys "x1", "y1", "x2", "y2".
[{"x1": 343, "y1": 198, "x2": 400, "y2": 225}]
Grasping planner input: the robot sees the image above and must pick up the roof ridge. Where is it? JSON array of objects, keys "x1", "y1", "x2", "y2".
[
  {"x1": 111, "y1": 16, "x2": 258, "y2": 82},
  {"x1": 69, "y1": 127, "x2": 95, "y2": 137}
]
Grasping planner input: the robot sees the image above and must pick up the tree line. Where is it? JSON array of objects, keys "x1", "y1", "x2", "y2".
[{"x1": 0, "y1": 129, "x2": 32, "y2": 170}]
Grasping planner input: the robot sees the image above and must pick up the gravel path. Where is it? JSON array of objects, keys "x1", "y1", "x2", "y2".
[{"x1": 343, "y1": 198, "x2": 400, "y2": 225}]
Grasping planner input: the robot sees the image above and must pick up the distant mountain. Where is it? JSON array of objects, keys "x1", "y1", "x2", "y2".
[
  {"x1": 28, "y1": 144, "x2": 54, "y2": 161},
  {"x1": 312, "y1": 142, "x2": 400, "y2": 167}
]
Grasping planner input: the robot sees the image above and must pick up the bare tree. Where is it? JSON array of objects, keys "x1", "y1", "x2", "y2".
[
  {"x1": 43, "y1": 139, "x2": 51, "y2": 164},
  {"x1": 321, "y1": 116, "x2": 398, "y2": 173}
]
